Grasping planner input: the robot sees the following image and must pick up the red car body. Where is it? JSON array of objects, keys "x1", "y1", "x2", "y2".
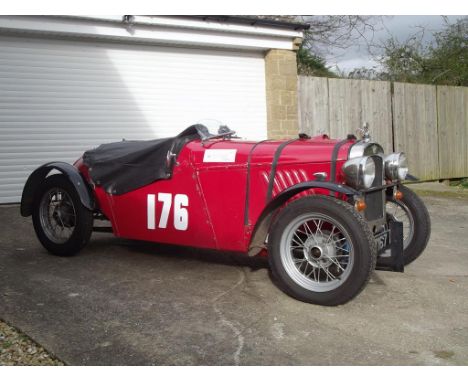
[{"x1": 75, "y1": 135, "x2": 349, "y2": 254}]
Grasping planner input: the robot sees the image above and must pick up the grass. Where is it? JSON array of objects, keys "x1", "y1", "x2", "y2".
[
  {"x1": 411, "y1": 189, "x2": 468, "y2": 199},
  {"x1": 1, "y1": 340, "x2": 13, "y2": 349},
  {"x1": 407, "y1": 180, "x2": 468, "y2": 199},
  {"x1": 449, "y1": 178, "x2": 468, "y2": 189}
]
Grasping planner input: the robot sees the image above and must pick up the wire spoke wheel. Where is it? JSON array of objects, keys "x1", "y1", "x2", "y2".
[
  {"x1": 384, "y1": 185, "x2": 431, "y2": 266},
  {"x1": 39, "y1": 187, "x2": 76, "y2": 244},
  {"x1": 280, "y1": 213, "x2": 354, "y2": 293},
  {"x1": 32, "y1": 175, "x2": 94, "y2": 256},
  {"x1": 385, "y1": 199, "x2": 414, "y2": 249},
  {"x1": 269, "y1": 196, "x2": 376, "y2": 305}
]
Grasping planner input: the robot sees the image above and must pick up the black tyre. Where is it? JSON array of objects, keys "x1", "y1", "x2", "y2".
[
  {"x1": 268, "y1": 195, "x2": 377, "y2": 306},
  {"x1": 32, "y1": 174, "x2": 93, "y2": 256},
  {"x1": 385, "y1": 185, "x2": 431, "y2": 265}
]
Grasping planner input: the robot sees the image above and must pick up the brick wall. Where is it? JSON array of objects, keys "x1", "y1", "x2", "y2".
[{"x1": 264, "y1": 49, "x2": 299, "y2": 139}]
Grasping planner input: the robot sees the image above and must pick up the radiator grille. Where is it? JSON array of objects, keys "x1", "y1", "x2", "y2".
[{"x1": 364, "y1": 156, "x2": 385, "y2": 221}]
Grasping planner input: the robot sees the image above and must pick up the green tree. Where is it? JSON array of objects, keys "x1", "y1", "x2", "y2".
[
  {"x1": 426, "y1": 17, "x2": 468, "y2": 85},
  {"x1": 379, "y1": 17, "x2": 467, "y2": 86},
  {"x1": 297, "y1": 47, "x2": 336, "y2": 77}
]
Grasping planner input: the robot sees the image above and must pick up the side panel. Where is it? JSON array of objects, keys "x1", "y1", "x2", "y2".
[
  {"x1": 93, "y1": 138, "x2": 354, "y2": 253},
  {"x1": 190, "y1": 138, "x2": 353, "y2": 252},
  {"x1": 197, "y1": 167, "x2": 248, "y2": 251},
  {"x1": 98, "y1": 149, "x2": 217, "y2": 249},
  {"x1": 190, "y1": 140, "x2": 253, "y2": 252}
]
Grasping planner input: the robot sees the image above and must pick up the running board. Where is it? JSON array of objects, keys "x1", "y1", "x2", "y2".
[{"x1": 92, "y1": 226, "x2": 113, "y2": 233}]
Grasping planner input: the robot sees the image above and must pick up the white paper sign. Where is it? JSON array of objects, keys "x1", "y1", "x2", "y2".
[{"x1": 203, "y1": 149, "x2": 237, "y2": 163}]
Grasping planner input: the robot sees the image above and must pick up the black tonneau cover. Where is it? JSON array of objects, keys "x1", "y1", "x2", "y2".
[{"x1": 83, "y1": 125, "x2": 200, "y2": 195}]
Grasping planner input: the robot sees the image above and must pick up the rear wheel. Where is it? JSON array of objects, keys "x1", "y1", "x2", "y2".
[
  {"x1": 32, "y1": 174, "x2": 93, "y2": 256},
  {"x1": 268, "y1": 196, "x2": 377, "y2": 306}
]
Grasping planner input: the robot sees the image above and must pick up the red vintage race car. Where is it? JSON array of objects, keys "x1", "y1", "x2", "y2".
[{"x1": 20, "y1": 123, "x2": 431, "y2": 306}]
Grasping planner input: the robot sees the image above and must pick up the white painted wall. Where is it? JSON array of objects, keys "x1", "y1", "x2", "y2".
[{"x1": 0, "y1": 34, "x2": 267, "y2": 203}]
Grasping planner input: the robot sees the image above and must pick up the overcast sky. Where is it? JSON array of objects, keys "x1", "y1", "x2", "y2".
[{"x1": 322, "y1": 15, "x2": 464, "y2": 73}]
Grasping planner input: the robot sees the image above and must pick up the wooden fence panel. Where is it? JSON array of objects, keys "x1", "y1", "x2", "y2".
[
  {"x1": 393, "y1": 82, "x2": 440, "y2": 180},
  {"x1": 298, "y1": 76, "x2": 329, "y2": 135},
  {"x1": 298, "y1": 76, "x2": 467, "y2": 181},
  {"x1": 328, "y1": 78, "x2": 362, "y2": 139},
  {"x1": 323, "y1": 78, "x2": 393, "y2": 153},
  {"x1": 359, "y1": 80, "x2": 393, "y2": 154},
  {"x1": 437, "y1": 86, "x2": 468, "y2": 178}
]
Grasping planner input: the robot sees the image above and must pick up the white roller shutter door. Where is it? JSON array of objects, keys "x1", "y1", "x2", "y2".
[{"x1": 0, "y1": 34, "x2": 267, "y2": 203}]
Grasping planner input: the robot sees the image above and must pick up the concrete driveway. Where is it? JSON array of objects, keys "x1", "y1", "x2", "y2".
[{"x1": 0, "y1": 192, "x2": 467, "y2": 365}]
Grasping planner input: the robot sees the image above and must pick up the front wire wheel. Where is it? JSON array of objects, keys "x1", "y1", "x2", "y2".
[
  {"x1": 385, "y1": 199, "x2": 414, "y2": 249},
  {"x1": 385, "y1": 185, "x2": 431, "y2": 265},
  {"x1": 281, "y1": 213, "x2": 354, "y2": 293},
  {"x1": 268, "y1": 196, "x2": 377, "y2": 306}
]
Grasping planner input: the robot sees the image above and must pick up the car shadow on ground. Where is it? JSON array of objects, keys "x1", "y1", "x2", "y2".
[
  {"x1": 116, "y1": 238, "x2": 295, "y2": 301},
  {"x1": 83, "y1": 234, "x2": 387, "y2": 296},
  {"x1": 90, "y1": 235, "x2": 270, "y2": 272}
]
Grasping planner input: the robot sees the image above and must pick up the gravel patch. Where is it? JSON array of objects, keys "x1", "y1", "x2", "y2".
[{"x1": 0, "y1": 320, "x2": 64, "y2": 366}]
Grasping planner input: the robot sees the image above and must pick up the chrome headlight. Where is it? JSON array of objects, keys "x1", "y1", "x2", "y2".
[
  {"x1": 384, "y1": 152, "x2": 408, "y2": 181},
  {"x1": 349, "y1": 141, "x2": 384, "y2": 159},
  {"x1": 342, "y1": 156, "x2": 376, "y2": 189}
]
